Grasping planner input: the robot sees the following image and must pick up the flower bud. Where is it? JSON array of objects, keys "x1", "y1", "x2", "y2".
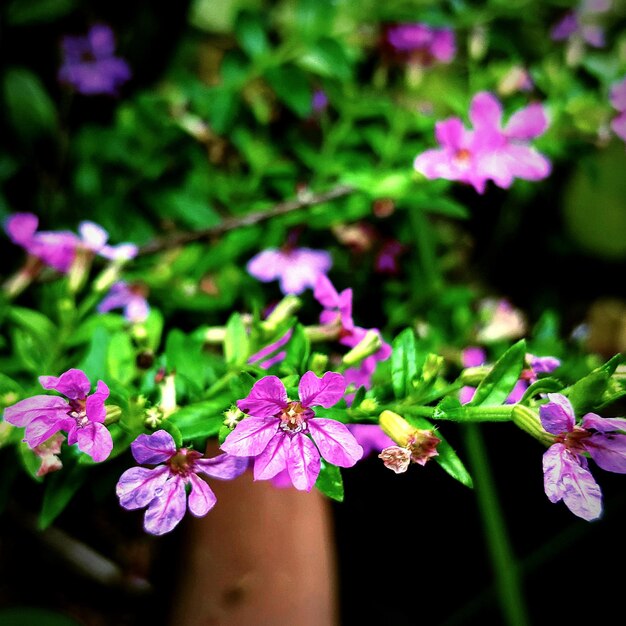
[
  {"x1": 342, "y1": 329, "x2": 382, "y2": 366},
  {"x1": 262, "y1": 295, "x2": 302, "y2": 333}
]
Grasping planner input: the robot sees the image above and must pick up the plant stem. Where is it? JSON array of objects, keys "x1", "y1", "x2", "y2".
[
  {"x1": 463, "y1": 424, "x2": 530, "y2": 626},
  {"x1": 137, "y1": 184, "x2": 355, "y2": 255},
  {"x1": 407, "y1": 206, "x2": 443, "y2": 300}
]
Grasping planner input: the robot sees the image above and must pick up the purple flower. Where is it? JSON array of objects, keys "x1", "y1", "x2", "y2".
[
  {"x1": 386, "y1": 23, "x2": 456, "y2": 64},
  {"x1": 540, "y1": 392, "x2": 626, "y2": 521},
  {"x1": 348, "y1": 424, "x2": 395, "y2": 458},
  {"x1": 248, "y1": 328, "x2": 294, "y2": 370},
  {"x1": 414, "y1": 91, "x2": 551, "y2": 194},
  {"x1": 247, "y1": 246, "x2": 332, "y2": 295},
  {"x1": 551, "y1": 0, "x2": 611, "y2": 48},
  {"x1": 3, "y1": 368, "x2": 112, "y2": 462},
  {"x1": 313, "y1": 274, "x2": 354, "y2": 331},
  {"x1": 221, "y1": 371, "x2": 363, "y2": 491},
  {"x1": 5, "y1": 213, "x2": 137, "y2": 273},
  {"x1": 58, "y1": 23, "x2": 131, "y2": 95},
  {"x1": 610, "y1": 76, "x2": 626, "y2": 142},
  {"x1": 98, "y1": 281, "x2": 150, "y2": 322},
  {"x1": 116, "y1": 430, "x2": 248, "y2": 535},
  {"x1": 312, "y1": 89, "x2": 329, "y2": 114}
]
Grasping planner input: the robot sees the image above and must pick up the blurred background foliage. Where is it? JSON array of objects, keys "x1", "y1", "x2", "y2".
[{"x1": 1, "y1": 0, "x2": 626, "y2": 624}]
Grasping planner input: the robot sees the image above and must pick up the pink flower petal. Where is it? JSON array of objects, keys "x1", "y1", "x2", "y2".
[
  {"x1": 39, "y1": 368, "x2": 91, "y2": 400},
  {"x1": 585, "y1": 432, "x2": 626, "y2": 473},
  {"x1": 253, "y1": 432, "x2": 288, "y2": 480},
  {"x1": 540, "y1": 393, "x2": 575, "y2": 435},
  {"x1": 298, "y1": 371, "x2": 345, "y2": 407},
  {"x1": 5, "y1": 213, "x2": 39, "y2": 245},
  {"x1": 237, "y1": 376, "x2": 288, "y2": 417},
  {"x1": 78, "y1": 221, "x2": 109, "y2": 251},
  {"x1": 286, "y1": 434, "x2": 320, "y2": 491},
  {"x1": 24, "y1": 414, "x2": 73, "y2": 448},
  {"x1": 85, "y1": 380, "x2": 109, "y2": 424},
  {"x1": 76, "y1": 422, "x2": 113, "y2": 462},
  {"x1": 144, "y1": 477, "x2": 187, "y2": 535},
  {"x1": 116, "y1": 465, "x2": 170, "y2": 510},
  {"x1": 469, "y1": 91, "x2": 503, "y2": 135},
  {"x1": 195, "y1": 453, "x2": 249, "y2": 480},
  {"x1": 221, "y1": 417, "x2": 278, "y2": 456},
  {"x1": 247, "y1": 249, "x2": 283, "y2": 282},
  {"x1": 504, "y1": 103, "x2": 548, "y2": 139},
  {"x1": 3, "y1": 395, "x2": 68, "y2": 428},
  {"x1": 131, "y1": 430, "x2": 177, "y2": 464},
  {"x1": 308, "y1": 418, "x2": 363, "y2": 467},
  {"x1": 187, "y1": 474, "x2": 217, "y2": 517}
]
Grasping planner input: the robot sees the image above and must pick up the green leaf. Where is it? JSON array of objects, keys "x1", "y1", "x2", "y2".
[
  {"x1": 469, "y1": 340, "x2": 526, "y2": 407},
  {"x1": 169, "y1": 401, "x2": 226, "y2": 440},
  {"x1": 224, "y1": 312, "x2": 250, "y2": 367},
  {"x1": 0, "y1": 607, "x2": 82, "y2": 626},
  {"x1": 391, "y1": 328, "x2": 418, "y2": 399},
  {"x1": 283, "y1": 323, "x2": 310, "y2": 373},
  {"x1": 315, "y1": 460, "x2": 344, "y2": 501},
  {"x1": 18, "y1": 441, "x2": 43, "y2": 482},
  {"x1": 313, "y1": 406, "x2": 349, "y2": 423},
  {"x1": 568, "y1": 353, "x2": 625, "y2": 416},
  {"x1": 3, "y1": 67, "x2": 58, "y2": 142},
  {"x1": 265, "y1": 65, "x2": 312, "y2": 117},
  {"x1": 6, "y1": 0, "x2": 77, "y2": 25},
  {"x1": 39, "y1": 462, "x2": 87, "y2": 529},
  {"x1": 77, "y1": 325, "x2": 111, "y2": 382},
  {"x1": 165, "y1": 329, "x2": 215, "y2": 389},
  {"x1": 406, "y1": 414, "x2": 473, "y2": 488},
  {"x1": 234, "y1": 9, "x2": 270, "y2": 58},
  {"x1": 297, "y1": 37, "x2": 351, "y2": 80},
  {"x1": 519, "y1": 377, "x2": 564, "y2": 404},
  {"x1": 107, "y1": 331, "x2": 136, "y2": 385},
  {"x1": 158, "y1": 420, "x2": 184, "y2": 448}
]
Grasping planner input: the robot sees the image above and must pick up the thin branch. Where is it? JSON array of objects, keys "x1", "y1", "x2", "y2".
[{"x1": 137, "y1": 184, "x2": 356, "y2": 256}]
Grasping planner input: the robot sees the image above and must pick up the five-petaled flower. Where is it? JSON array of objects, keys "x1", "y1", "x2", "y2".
[
  {"x1": 3, "y1": 368, "x2": 113, "y2": 462},
  {"x1": 58, "y1": 23, "x2": 131, "y2": 96},
  {"x1": 221, "y1": 371, "x2": 364, "y2": 491},
  {"x1": 540, "y1": 393, "x2": 626, "y2": 521},
  {"x1": 414, "y1": 91, "x2": 551, "y2": 193},
  {"x1": 116, "y1": 430, "x2": 248, "y2": 535}
]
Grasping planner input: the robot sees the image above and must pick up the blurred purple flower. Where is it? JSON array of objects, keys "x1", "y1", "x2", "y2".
[
  {"x1": 58, "y1": 23, "x2": 131, "y2": 95},
  {"x1": 248, "y1": 328, "x2": 294, "y2": 370},
  {"x1": 551, "y1": 0, "x2": 611, "y2": 48},
  {"x1": 610, "y1": 76, "x2": 626, "y2": 142},
  {"x1": 33, "y1": 433, "x2": 65, "y2": 477},
  {"x1": 98, "y1": 281, "x2": 150, "y2": 323},
  {"x1": 348, "y1": 424, "x2": 395, "y2": 458},
  {"x1": 247, "y1": 246, "x2": 332, "y2": 295},
  {"x1": 386, "y1": 23, "x2": 456, "y2": 64},
  {"x1": 221, "y1": 371, "x2": 363, "y2": 491},
  {"x1": 312, "y1": 89, "x2": 329, "y2": 114},
  {"x1": 3, "y1": 368, "x2": 112, "y2": 462},
  {"x1": 116, "y1": 430, "x2": 247, "y2": 535},
  {"x1": 313, "y1": 274, "x2": 354, "y2": 332},
  {"x1": 5, "y1": 213, "x2": 137, "y2": 273},
  {"x1": 414, "y1": 91, "x2": 550, "y2": 193},
  {"x1": 540, "y1": 392, "x2": 626, "y2": 521}
]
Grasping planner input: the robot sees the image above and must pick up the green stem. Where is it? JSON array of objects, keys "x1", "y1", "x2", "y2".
[
  {"x1": 407, "y1": 207, "x2": 443, "y2": 300},
  {"x1": 463, "y1": 424, "x2": 530, "y2": 626}
]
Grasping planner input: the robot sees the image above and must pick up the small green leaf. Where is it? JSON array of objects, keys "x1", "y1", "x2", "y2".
[
  {"x1": 3, "y1": 67, "x2": 58, "y2": 142},
  {"x1": 224, "y1": 312, "x2": 250, "y2": 367},
  {"x1": 568, "y1": 353, "x2": 625, "y2": 416},
  {"x1": 519, "y1": 377, "x2": 564, "y2": 404},
  {"x1": 315, "y1": 460, "x2": 344, "y2": 502},
  {"x1": 39, "y1": 462, "x2": 87, "y2": 529},
  {"x1": 234, "y1": 9, "x2": 270, "y2": 58},
  {"x1": 265, "y1": 65, "x2": 312, "y2": 118},
  {"x1": 391, "y1": 328, "x2": 418, "y2": 398},
  {"x1": 169, "y1": 401, "x2": 226, "y2": 440},
  {"x1": 469, "y1": 340, "x2": 526, "y2": 407},
  {"x1": 283, "y1": 323, "x2": 310, "y2": 373},
  {"x1": 77, "y1": 325, "x2": 111, "y2": 382},
  {"x1": 158, "y1": 420, "x2": 183, "y2": 448},
  {"x1": 406, "y1": 414, "x2": 473, "y2": 488}
]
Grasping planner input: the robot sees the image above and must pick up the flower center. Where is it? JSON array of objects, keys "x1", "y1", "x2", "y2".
[
  {"x1": 278, "y1": 401, "x2": 312, "y2": 434},
  {"x1": 453, "y1": 148, "x2": 472, "y2": 168},
  {"x1": 67, "y1": 398, "x2": 88, "y2": 428},
  {"x1": 558, "y1": 426, "x2": 591, "y2": 454},
  {"x1": 168, "y1": 448, "x2": 203, "y2": 477}
]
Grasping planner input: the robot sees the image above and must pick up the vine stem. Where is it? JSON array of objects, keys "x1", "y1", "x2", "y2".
[
  {"x1": 464, "y1": 424, "x2": 530, "y2": 626},
  {"x1": 137, "y1": 184, "x2": 355, "y2": 255}
]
